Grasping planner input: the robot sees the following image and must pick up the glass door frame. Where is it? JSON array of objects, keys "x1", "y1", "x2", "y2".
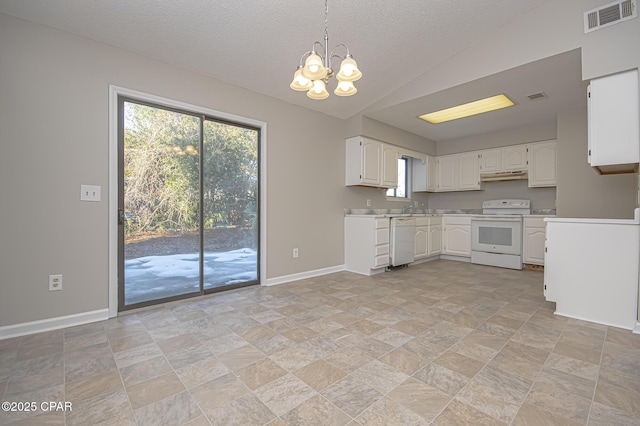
[{"x1": 108, "y1": 86, "x2": 266, "y2": 316}]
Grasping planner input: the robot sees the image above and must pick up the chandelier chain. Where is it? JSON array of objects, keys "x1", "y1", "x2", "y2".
[{"x1": 324, "y1": 0, "x2": 328, "y2": 37}]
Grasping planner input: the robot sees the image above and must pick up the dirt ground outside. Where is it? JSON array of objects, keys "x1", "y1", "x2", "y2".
[{"x1": 124, "y1": 227, "x2": 257, "y2": 259}]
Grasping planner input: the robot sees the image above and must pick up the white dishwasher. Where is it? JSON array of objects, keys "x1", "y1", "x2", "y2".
[{"x1": 390, "y1": 217, "x2": 416, "y2": 266}]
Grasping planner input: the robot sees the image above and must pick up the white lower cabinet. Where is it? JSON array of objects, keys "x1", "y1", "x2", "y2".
[
  {"x1": 523, "y1": 217, "x2": 549, "y2": 265},
  {"x1": 414, "y1": 216, "x2": 442, "y2": 260},
  {"x1": 428, "y1": 217, "x2": 442, "y2": 257},
  {"x1": 544, "y1": 217, "x2": 639, "y2": 330},
  {"x1": 345, "y1": 216, "x2": 390, "y2": 275},
  {"x1": 442, "y1": 216, "x2": 471, "y2": 257},
  {"x1": 414, "y1": 217, "x2": 429, "y2": 259}
]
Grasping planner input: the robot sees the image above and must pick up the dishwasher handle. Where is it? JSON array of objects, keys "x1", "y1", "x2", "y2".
[
  {"x1": 392, "y1": 217, "x2": 416, "y2": 226},
  {"x1": 471, "y1": 216, "x2": 522, "y2": 222}
]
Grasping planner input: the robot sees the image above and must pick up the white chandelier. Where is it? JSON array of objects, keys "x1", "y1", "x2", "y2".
[{"x1": 289, "y1": 0, "x2": 362, "y2": 100}]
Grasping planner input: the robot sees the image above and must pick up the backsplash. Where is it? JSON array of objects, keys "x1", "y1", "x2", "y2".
[{"x1": 423, "y1": 180, "x2": 556, "y2": 210}]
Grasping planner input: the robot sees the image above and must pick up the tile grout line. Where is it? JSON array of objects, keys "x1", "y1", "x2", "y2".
[
  {"x1": 506, "y1": 306, "x2": 569, "y2": 426},
  {"x1": 427, "y1": 290, "x2": 539, "y2": 426},
  {"x1": 585, "y1": 325, "x2": 608, "y2": 425}
]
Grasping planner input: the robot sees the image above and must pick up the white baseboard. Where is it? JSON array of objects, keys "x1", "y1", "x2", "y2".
[
  {"x1": 411, "y1": 256, "x2": 439, "y2": 266},
  {"x1": 0, "y1": 309, "x2": 109, "y2": 340},
  {"x1": 265, "y1": 264, "x2": 346, "y2": 286},
  {"x1": 634, "y1": 322, "x2": 640, "y2": 334},
  {"x1": 439, "y1": 255, "x2": 471, "y2": 262}
]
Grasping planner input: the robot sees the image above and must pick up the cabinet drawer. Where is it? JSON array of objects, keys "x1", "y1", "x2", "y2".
[
  {"x1": 374, "y1": 253, "x2": 390, "y2": 267},
  {"x1": 375, "y1": 218, "x2": 390, "y2": 229},
  {"x1": 375, "y1": 229, "x2": 389, "y2": 245},
  {"x1": 428, "y1": 216, "x2": 442, "y2": 226},
  {"x1": 524, "y1": 217, "x2": 547, "y2": 228},
  {"x1": 415, "y1": 217, "x2": 429, "y2": 227},
  {"x1": 375, "y1": 244, "x2": 389, "y2": 257},
  {"x1": 443, "y1": 216, "x2": 471, "y2": 226}
]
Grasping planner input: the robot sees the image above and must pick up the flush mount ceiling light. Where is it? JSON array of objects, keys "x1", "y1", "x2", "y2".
[
  {"x1": 419, "y1": 94, "x2": 515, "y2": 124},
  {"x1": 290, "y1": 0, "x2": 362, "y2": 100}
]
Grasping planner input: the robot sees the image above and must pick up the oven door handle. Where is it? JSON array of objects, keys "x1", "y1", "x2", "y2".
[{"x1": 472, "y1": 217, "x2": 522, "y2": 222}]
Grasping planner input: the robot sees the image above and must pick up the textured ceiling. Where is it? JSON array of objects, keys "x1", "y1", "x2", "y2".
[{"x1": 0, "y1": 0, "x2": 585, "y2": 141}]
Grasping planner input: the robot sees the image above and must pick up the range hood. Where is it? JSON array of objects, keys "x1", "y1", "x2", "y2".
[{"x1": 480, "y1": 170, "x2": 528, "y2": 182}]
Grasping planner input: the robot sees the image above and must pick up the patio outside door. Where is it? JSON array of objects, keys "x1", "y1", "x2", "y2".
[{"x1": 117, "y1": 98, "x2": 259, "y2": 311}]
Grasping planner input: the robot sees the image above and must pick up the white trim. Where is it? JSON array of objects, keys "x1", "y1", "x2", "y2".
[
  {"x1": 108, "y1": 86, "x2": 267, "y2": 316},
  {"x1": 439, "y1": 255, "x2": 471, "y2": 263},
  {"x1": 633, "y1": 322, "x2": 640, "y2": 334},
  {"x1": 265, "y1": 265, "x2": 346, "y2": 286},
  {"x1": 0, "y1": 309, "x2": 109, "y2": 340},
  {"x1": 108, "y1": 86, "x2": 118, "y2": 317},
  {"x1": 553, "y1": 311, "x2": 635, "y2": 330}
]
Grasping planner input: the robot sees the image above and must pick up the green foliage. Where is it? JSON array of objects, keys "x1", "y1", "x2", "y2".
[{"x1": 124, "y1": 102, "x2": 258, "y2": 238}]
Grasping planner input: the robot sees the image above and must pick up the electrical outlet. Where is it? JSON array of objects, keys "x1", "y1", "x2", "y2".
[
  {"x1": 366, "y1": 199, "x2": 371, "y2": 207},
  {"x1": 49, "y1": 274, "x2": 62, "y2": 291},
  {"x1": 80, "y1": 185, "x2": 101, "y2": 201},
  {"x1": 293, "y1": 248, "x2": 299, "y2": 258}
]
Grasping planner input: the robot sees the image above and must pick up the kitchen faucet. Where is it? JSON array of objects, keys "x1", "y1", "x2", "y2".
[{"x1": 402, "y1": 205, "x2": 412, "y2": 214}]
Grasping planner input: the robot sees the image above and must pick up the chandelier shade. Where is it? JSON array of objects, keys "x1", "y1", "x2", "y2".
[
  {"x1": 301, "y1": 53, "x2": 327, "y2": 80},
  {"x1": 307, "y1": 79, "x2": 330, "y2": 99},
  {"x1": 290, "y1": 67, "x2": 313, "y2": 91},
  {"x1": 334, "y1": 80, "x2": 357, "y2": 96},
  {"x1": 336, "y1": 56, "x2": 362, "y2": 82},
  {"x1": 290, "y1": 0, "x2": 361, "y2": 100}
]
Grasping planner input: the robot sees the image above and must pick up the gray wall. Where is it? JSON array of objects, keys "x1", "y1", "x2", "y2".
[
  {"x1": 0, "y1": 14, "x2": 349, "y2": 326},
  {"x1": 556, "y1": 108, "x2": 637, "y2": 218},
  {"x1": 425, "y1": 181, "x2": 556, "y2": 211}
]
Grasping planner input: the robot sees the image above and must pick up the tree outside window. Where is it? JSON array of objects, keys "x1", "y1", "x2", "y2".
[{"x1": 386, "y1": 157, "x2": 408, "y2": 198}]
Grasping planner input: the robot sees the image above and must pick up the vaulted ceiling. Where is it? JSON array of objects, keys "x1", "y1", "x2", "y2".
[{"x1": 0, "y1": 0, "x2": 588, "y2": 141}]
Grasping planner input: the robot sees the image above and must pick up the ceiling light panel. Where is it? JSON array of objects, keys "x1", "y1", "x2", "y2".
[{"x1": 419, "y1": 94, "x2": 515, "y2": 124}]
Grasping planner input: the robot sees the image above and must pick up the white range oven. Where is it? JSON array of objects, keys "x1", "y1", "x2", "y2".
[{"x1": 471, "y1": 199, "x2": 531, "y2": 270}]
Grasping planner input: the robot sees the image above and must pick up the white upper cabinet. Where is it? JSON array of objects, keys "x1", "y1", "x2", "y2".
[
  {"x1": 382, "y1": 144, "x2": 399, "y2": 188},
  {"x1": 588, "y1": 68, "x2": 640, "y2": 174},
  {"x1": 348, "y1": 136, "x2": 554, "y2": 191},
  {"x1": 479, "y1": 149, "x2": 502, "y2": 173},
  {"x1": 503, "y1": 145, "x2": 528, "y2": 170},
  {"x1": 528, "y1": 141, "x2": 557, "y2": 187},
  {"x1": 436, "y1": 153, "x2": 480, "y2": 192},
  {"x1": 437, "y1": 155, "x2": 458, "y2": 192},
  {"x1": 480, "y1": 145, "x2": 528, "y2": 174},
  {"x1": 427, "y1": 156, "x2": 437, "y2": 192},
  {"x1": 458, "y1": 152, "x2": 481, "y2": 190},
  {"x1": 412, "y1": 155, "x2": 437, "y2": 192},
  {"x1": 345, "y1": 136, "x2": 398, "y2": 188}
]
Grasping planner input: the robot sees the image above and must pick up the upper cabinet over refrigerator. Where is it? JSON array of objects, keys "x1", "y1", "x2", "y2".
[{"x1": 587, "y1": 68, "x2": 640, "y2": 174}]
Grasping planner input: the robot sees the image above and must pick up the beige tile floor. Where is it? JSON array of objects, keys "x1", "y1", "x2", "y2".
[{"x1": 1, "y1": 260, "x2": 640, "y2": 425}]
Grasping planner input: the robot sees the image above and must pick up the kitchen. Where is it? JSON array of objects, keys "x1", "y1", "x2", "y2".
[{"x1": 344, "y1": 63, "x2": 640, "y2": 332}]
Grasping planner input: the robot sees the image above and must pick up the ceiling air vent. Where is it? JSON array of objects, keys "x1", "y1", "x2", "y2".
[
  {"x1": 527, "y1": 92, "x2": 547, "y2": 101},
  {"x1": 584, "y1": 0, "x2": 636, "y2": 33}
]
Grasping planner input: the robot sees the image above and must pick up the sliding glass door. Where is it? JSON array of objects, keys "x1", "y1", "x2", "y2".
[
  {"x1": 118, "y1": 98, "x2": 259, "y2": 311},
  {"x1": 202, "y1": 120, "x2": 259, "y2": 290}
]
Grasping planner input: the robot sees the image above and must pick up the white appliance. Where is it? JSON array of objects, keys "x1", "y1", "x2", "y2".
[
  {"x1": 471, "y1": 199, "x2": 531, "y2": 270},
  {"x1": 390, "y1": 217, "x2": 416, "y2": 266}
]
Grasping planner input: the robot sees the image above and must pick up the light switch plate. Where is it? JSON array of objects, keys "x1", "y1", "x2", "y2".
[{"x1": 81, "y1": 185, "x2": 101, "y2": 201}]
